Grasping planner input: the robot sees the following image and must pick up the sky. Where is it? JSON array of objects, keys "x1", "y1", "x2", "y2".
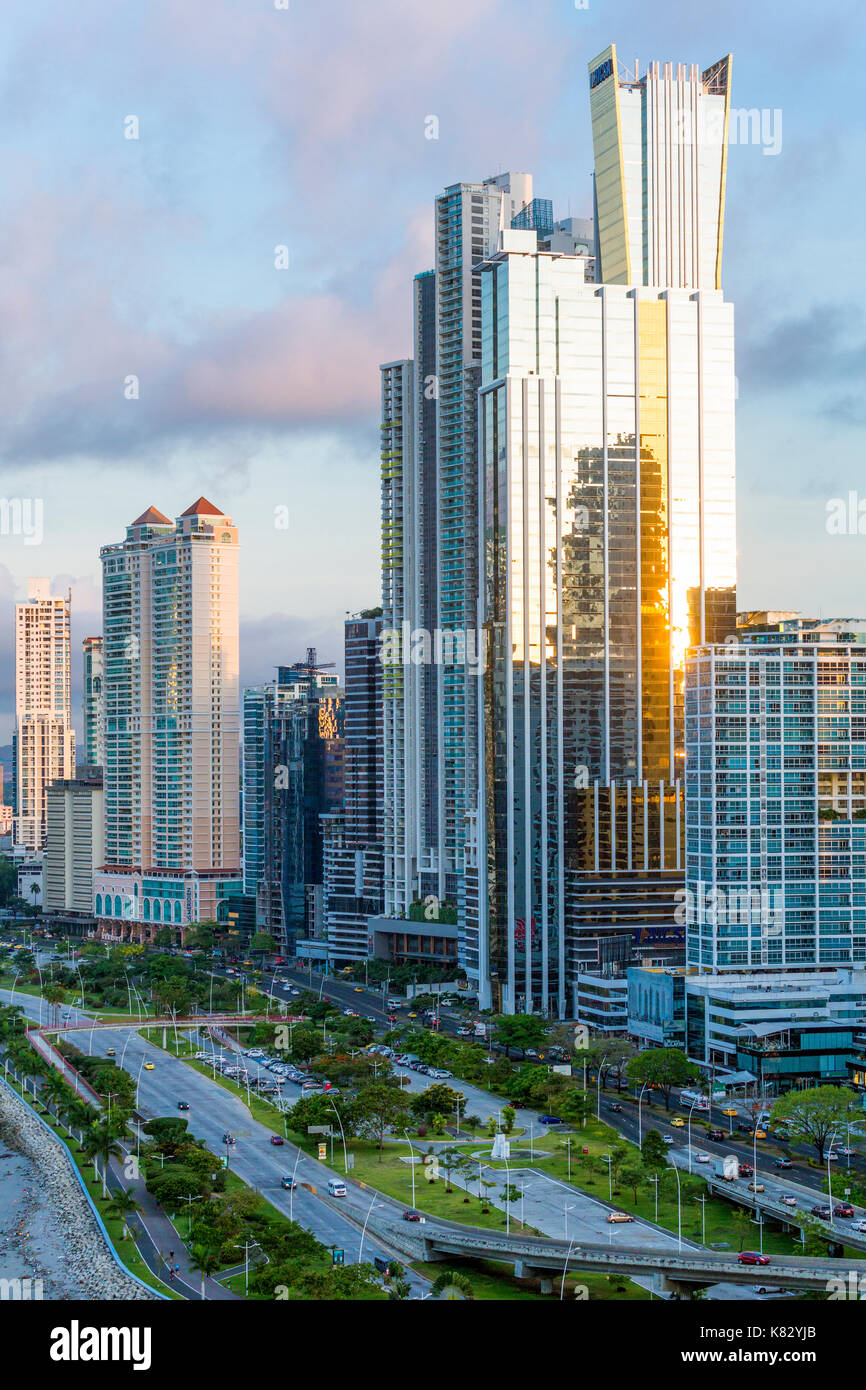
[{"x1": 0, "y1": 0, "x2": 864, "y2": 742}]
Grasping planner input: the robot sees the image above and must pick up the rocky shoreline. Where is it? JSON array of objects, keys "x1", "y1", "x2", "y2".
[{"x1": 0, "y1": 1079, "x2": 159, "y2": 1301}]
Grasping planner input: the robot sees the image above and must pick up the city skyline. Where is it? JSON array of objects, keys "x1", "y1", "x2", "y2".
[{"x1": 0, "y1": 2, "x2": 864, "y2": 741}]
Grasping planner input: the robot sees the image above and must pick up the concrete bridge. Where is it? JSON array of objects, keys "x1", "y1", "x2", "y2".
[{"x1": 368, "y1": 1210, "x2": 866, "y2": 1296}]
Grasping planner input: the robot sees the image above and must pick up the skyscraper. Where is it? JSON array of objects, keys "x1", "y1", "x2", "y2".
[
  {"x1": 14, "y1": 578, "x2": 75, "y2": 850},
  {"x1": 685, "y1": 617, "x2": 866, "y2": 974},
  {"x1": 243, "y1": 654, "x2": 343, "y2": 951},
  {"x1": 472, "y1": 45, "x2": 737, "y2": 1014},
  {"x1": 82, "y1": 636, "x2": 104, "y2": 770},
  {"x1": 322, "y1": 611, "x2": 384, "y2": 965},
  {"x1": 93, "y1": 500, "x2": 242, "y2": 937}
]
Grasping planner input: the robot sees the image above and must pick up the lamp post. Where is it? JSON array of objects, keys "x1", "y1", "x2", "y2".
[
  {"x1": 649, "y1": 1174, "x2": 660, "y2": 1224},
  {"x1": 564, "y1": 1202, "x2": 576, "y2": 1239},
  {"x1": 180, "y1": 1193, "x2": 204, "y2": 1235},
  {"x1": 327, "y1": 1096, "x2": 349, "y2": 1174},
  {"x1": 559, "y1": 1239, "x2": 576, "y2": 1302},
  {"x1": 596, "y1": 1055, "x2": 608, "y2": 1121},
  {"x1": 403, "y1": 1130, "x2": 416, "y2": 1208},
  {"x1": 694, "y1": 1193, "x2": 708, "y2": 1245},
  {"x1": 358, "y1": 1196, "x2": 384, "y2": 1266},
  {"x1": 672, "y1": 1162, "x2": 682, "y2": 1251},
  {"x1": 827, "y1": 1129, "x2": 839, "y2": 1228},
  {"x1": 601, "y1": 1154, "x2": 613, "y2": 1203},
  {"x1": 637, "y1": 1080, "x2": 649, "y2": 1149},
  {"x1": 687, "y1": 1096, "x2": 699, "y2": 1175}
]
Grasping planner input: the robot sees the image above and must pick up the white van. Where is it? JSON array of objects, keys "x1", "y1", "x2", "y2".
[{"x1": 327, "y1": 1179, "x2": 347, "y2": 1198}]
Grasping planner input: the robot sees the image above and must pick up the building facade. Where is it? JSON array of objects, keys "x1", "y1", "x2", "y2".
[
  {"x1": 243, "y1": 654, "x2": 344, "y2": 951},
  {"x1": 322, "y1": 613, "x2": 384, "y2": 966},
  {"x1": 44, "y1": 776, "x2": 104, "y2": 916},
  {"x1": 82, "y1": 636, "x2": 104, "y2": 770},
  {"x1": 685, "y1": 618, "x2": 866, "y2": 973},
  {"x1": 14, "y1": 578, "x2": 75, "y2": 851},
  {"x1": 93, "y1": 500, "x2": 242, "y2": 937}
]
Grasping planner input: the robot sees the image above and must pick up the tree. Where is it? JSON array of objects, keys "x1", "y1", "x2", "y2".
[
  {"x1": 625, "y1": 1049, "x2": 699, "y2": 1111},
  {"x1": 493, "y1": 1015, "x2": 547, "y2": 1058},
  {"x1": 431, "y1": 1269, "x2": 474, "y2": 1300},
  {"x1": 585, "y1": 1039, "x2": 636, "y2": 1091},
  {"x1": 354, "y1": 1083, "x2": 411, "y2": 1157},
  {"x1": 409, "y1": 1083, "x2": 464, "y2": 1123},
  {"x1": 188, "y1": 1243, "x2": 222, "y2": 1299},
  {"x1": 501, "y1": 1105, "x2": 516, "y2": 1135},
  {"x1": 42, "y1": 983, "x2": 66, "y2": 1026},
  {"x1": 770, "y1": 1086, "x2": 862, "y2": 1162},
  {"x1": 87, "y1": 1124, "x2": 123, "y2": 1199},
  {"x1": 618, "y1": 1157, "x2": 645, "y2": 1204},
  {"x1": 641, "y1": 1129, "x2": 669, "y2": 1174},
  {"x1": 106, "y1": 1188, "x2": 143, "y2": 1239},
  {"x1": 555, "y1": 1089, "x2": 592, "y2": 1128},
  {"x1": 249, "y1": 932, "x2": 276, "y2": 956}
]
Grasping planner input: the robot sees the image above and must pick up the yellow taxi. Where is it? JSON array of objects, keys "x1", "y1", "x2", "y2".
[
  {"x1": 671, "y1": 1117, "x2": 685, "y2": 1128},
  {"x1": 407, "y1": 1012, "x2": 417, "y2": 1019},
  {"x1": 144, "y1": 1062, "x2": 155, "y2": 1071},
  {"x1": 754, "y1": 1129, "x2": 766, "y2": 1140},
  {"x1": 354, "y1": 987, "x2": 363, "y2": 993},
  {"x1": 722, "y1": 1107, "x2": 738, "y2": 1117}
]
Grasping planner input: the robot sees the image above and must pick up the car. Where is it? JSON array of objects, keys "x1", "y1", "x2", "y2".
[
  {"x1": 696, "y1": 1153, "x2": 711, "y2": 1164},
  {"x1": 456, "y1": 1026, "x2": 471, "y2": 1036},
  {"x1": 736, "y1": 1121, "x2": 753, "y2": 1134},
  {"x1": 143, "y1": 1062, "x2": 155, "y2": 1070},
  {"x1": 838, "y1": 1146, "x2": 856, "y2": 1156},
  {"x1": 354, "y1": 987, "x2": 363, "y2": 993},
  {"x1": 747, "y1": 1182, "x2": 765, "y2": 1193},
  {"x1": 722, "y1": 1107, "x2": 738, "y2": 1118},
  {"x1": 774, "y1": 1158, "x2": 793, "y2": 1169},
  {"x1": 222, "y1": 1133, "x2": 235, "y2": 1145},
  {"x1": 706, "y1": 1128, "x2": 725, "y2": 1142},
  {"x1": 280, "y1": 1177, "x2": 297, "y2": 1190},
  {"x1": 407, "y1": 1012, "x2": 417, "y2": 1019},
  {"x1": 780, "y1": 1194, "x2": 798, "y2": 1207},
  {"x1": 671, "y1": 1118, "x2": 685, "y2": 1128},
  {"x1": 737, "y1": 1251, "x2": 770, "y2": 1266},
  {"x1": 105, "y1": 1048, "x2": 116, "y2": 1057},
  {"x1": 771, "y1": 1128, "x2": 791, "y2": 1141},
  {"x1": 738, "y1": 1163, "x2": 754, "y2": 1176},
  {"x1": 662, "y1": 1135, "x2": 674, "y2": 1145},
  {"x1": 327, "y1": 1179, "x2": 347, "y2": 1198},
  {"x1": 834, "y1": 1203, "x2": 855, "y2": 1218},
  {"x1": 754, "y1": 1129, "x2": 767, "y2": 1140},
  {"x1": 827, "y1": 1151, "x2": 840, "y2": 1161},
  {"x1": 402, "y1": 1210, "x2": 421, "y2": 1222},
  {"x1": 177, "y1": 1101, "x2": 190, "y2": 1111},
  {"x1": 608, "y1": 1103, "x2": 623, "y2": 1114},
  {"x1": 538, "y1": 1115, "x2": 564, "y2": 1125},
  {"x1": 606, "y1": 1211, "x2": 635, "y2": 1224},
  {"x1": 810, "y1": 1204, "x2": 832, "y2": 1219},
  {"x1": 270, "y1": 1134, "x2": 284, "y2": 1146},
  {"x1": 850, "y1": 1219, "x2": 866, "y2": 1233}
]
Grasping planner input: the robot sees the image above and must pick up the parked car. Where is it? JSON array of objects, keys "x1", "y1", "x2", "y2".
[
  {"x1": 538, "y1": 1115, "x2": 564, "y2": 1125},
  {"x1": 606, "y1": 1211, "x2": 634, "y2": 1224},
  {"x1": 737, "y1": 1251, "x2": 770, "y2": 1266}
]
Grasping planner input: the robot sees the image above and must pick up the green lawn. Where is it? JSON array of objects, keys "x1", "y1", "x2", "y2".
[{"x1": 411, "y1": 1257, "x2": 650, "y2": 1301}]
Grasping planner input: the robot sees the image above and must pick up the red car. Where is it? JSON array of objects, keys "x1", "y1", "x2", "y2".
[
  {"x1": 402, "y1": 1210, "x2": 421, "y2": 1222},
  {"x1": 270, "y1": 1134, "x2": 284, "y2": 1146},
  {"x1": 737, "y1": 1251, "x2": 770, "y2": 1266},
  {"x1": 834, "y1": 1203, "x2": 855, "y2": 1218}
]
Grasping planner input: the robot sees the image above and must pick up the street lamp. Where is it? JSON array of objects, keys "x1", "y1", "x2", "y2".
[
  {"x1": 694, "y1": 1193, "x2": 708, "y2": 1245},
  {"x1": 403, "y1": 1130, "x2": 417, "y2": 1208},
  {"x1": 601, "y1": 1154, "x2": 613, "y2": 1203},
  {"x1": 559, "y1": 1239, "x2": 576, "y2": 1301},
  {"x1": 687, "y1": 1096, "x2": 699, "y2": 1175},
  {"x1": 637, "y1": 1080, "x2": 649, "y2": 1149},
  {"x1": 649, "y1": 1174, "x2": 660, "y2": 1224},
  {"x1": 672, "y1": 1162, "x2": 682, "y2": 1252},
  {"x1": 327, "y1": 1095, "x2": 349, "y2": 1174},
  {"x1": 564, "y1": 1202, "x2": 576, "y2": 1239},
  {"x1": 358, "y1": 1195, "x2": 385, "y2": 1266},
  {"x1": 596, "y1": 1054, "x2": 608, "y2": 1121}
]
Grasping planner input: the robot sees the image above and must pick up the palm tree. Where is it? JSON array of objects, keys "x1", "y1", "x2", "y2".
[
  {"x1": 84, "y1": 1124, "x2": 123, "y2": 1198},
  {"x1": 106, "y1": 1188, "x2": 143, "y2": 1240},
  {"x1": 41, "y1": 1071, "x2": 68, "y2": 1118},
  {"x1": 188, "y1": 1244, "x2": 222, "y2": 1300}
]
